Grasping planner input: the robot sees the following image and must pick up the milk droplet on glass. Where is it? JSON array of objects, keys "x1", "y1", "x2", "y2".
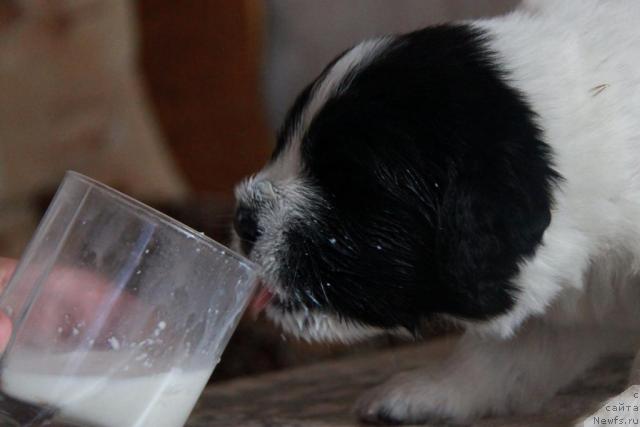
[{"x1": 107, "y1": 337, "x2": 120, "y2": 350}]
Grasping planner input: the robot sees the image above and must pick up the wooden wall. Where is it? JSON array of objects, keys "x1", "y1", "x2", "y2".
[{"x1": 137, "y1": 0, "x2": 272, "y2": 197}]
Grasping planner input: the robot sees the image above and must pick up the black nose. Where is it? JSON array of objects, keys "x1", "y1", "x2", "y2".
[{"x1": 233, "y1": 204, "x2": 261, "y2": 254}]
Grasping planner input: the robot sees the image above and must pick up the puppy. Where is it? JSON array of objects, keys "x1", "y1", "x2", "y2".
[{"x1": 233, "y1": 0, "x2": 640, "y2": 424}]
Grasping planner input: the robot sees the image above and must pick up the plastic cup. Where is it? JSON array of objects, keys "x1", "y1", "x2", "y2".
[{"x1": 0, "y1": 171, "x2": 257, "y2": 427}]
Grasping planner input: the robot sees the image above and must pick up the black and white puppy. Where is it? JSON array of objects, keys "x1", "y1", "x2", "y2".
[{"x1": 233, "y1": 0, "x2": 640, "y2": 424}]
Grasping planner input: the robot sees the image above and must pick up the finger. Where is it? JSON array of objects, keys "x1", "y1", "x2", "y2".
[
  {"x1": 0, "y1": 257, "x2": 16, "y2": 290},
  {"x1": 0, "y1": 311, "x2": 12, "y2": 352}
]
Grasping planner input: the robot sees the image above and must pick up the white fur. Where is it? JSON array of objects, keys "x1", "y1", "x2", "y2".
[
  {"x1": 471, "y1": 0, "x2": 640, "y2": 339},
  {"x1": 359, "y1": 1, "x2": 640, "y2": 422},
  {"x1": 266, "y1": 305, "x2": 409, "y2": 344}
]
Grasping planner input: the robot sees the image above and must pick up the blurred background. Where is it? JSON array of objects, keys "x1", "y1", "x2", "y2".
[{"x1": 0, "y1": 0, "x2": 518, "y2": 381}]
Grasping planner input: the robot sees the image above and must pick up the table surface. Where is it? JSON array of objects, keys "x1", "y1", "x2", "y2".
[{"x1": 186, "y1": 337, "x2": 632, "y2": 427}]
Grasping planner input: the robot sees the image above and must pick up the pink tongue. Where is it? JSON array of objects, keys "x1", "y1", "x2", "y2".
[{"x1": 249, "y1": 286, "x2": 274, "y2": 317}]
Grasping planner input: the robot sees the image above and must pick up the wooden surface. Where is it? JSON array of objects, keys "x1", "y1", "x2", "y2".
[{"x1": 187, "y1": 337, "x2": 632, "y2": 427}]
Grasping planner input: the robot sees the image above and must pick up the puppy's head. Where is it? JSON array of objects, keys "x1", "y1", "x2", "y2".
[{"x1": 233, "y1": 25, "x2": 559, "y2": 342}]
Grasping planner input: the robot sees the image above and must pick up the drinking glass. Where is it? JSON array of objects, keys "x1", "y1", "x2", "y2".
[{"x1": 0, "y1": 171, "x2": 257, "y2": 427}]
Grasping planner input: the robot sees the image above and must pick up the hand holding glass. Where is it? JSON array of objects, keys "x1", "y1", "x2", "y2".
[{"x1": 0, "y1": 172, "x2": 257, "y2": 427}]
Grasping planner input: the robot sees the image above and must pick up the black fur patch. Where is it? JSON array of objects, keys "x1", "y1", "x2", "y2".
[{"x1": 271, "y1": 24, "x2": 560, "y2": 332}]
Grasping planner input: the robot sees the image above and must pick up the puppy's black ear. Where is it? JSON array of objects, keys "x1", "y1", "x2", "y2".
[{"x1": 435, "y1": 159, "x2": 557, "y2": 319}]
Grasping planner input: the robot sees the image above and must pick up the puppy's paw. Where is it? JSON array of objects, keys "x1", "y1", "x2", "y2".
[{"x1": 355, "y1": 370, "x2": 478, "y2": 425}]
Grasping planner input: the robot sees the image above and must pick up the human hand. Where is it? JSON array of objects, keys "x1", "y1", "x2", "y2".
[
  {"x1": 0, "y1": 257, "x2": 16, "y2": 352},
  {"x1": 0, "y1": 256, "x2": 147, "y2": 354}
]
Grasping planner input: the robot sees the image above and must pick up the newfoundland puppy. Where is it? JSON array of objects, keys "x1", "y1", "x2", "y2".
[{"x1": 233, "y1": 0, "x2": 640, "y2": 423}]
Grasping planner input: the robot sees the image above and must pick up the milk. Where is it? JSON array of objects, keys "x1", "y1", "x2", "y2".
[{"x1": 1, "y1": 351, "x2": 212, "y2": 427}]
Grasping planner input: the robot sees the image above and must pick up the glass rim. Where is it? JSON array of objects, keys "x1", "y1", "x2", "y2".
[{"x1": 64, "y1": 171, "x2": 256, "y2": 271}]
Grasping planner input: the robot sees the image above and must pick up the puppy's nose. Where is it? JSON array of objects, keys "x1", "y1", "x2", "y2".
[{"x1": 233, "y1": 204, "x2": 261, "y2": 254}]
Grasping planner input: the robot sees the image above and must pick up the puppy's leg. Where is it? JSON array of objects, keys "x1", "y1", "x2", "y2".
[{"x1": 356, "y1": 321, "x2": 618, "y2": 425}]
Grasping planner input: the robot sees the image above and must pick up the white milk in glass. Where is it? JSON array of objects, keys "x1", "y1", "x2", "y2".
[{"x1": 1, "y1": 351, "x2": 213, "y2": 427}]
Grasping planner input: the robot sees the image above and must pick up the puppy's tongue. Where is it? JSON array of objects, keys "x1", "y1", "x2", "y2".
[{"x1": 249, "y1": 285, "x2": 274, "y2": 317}]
